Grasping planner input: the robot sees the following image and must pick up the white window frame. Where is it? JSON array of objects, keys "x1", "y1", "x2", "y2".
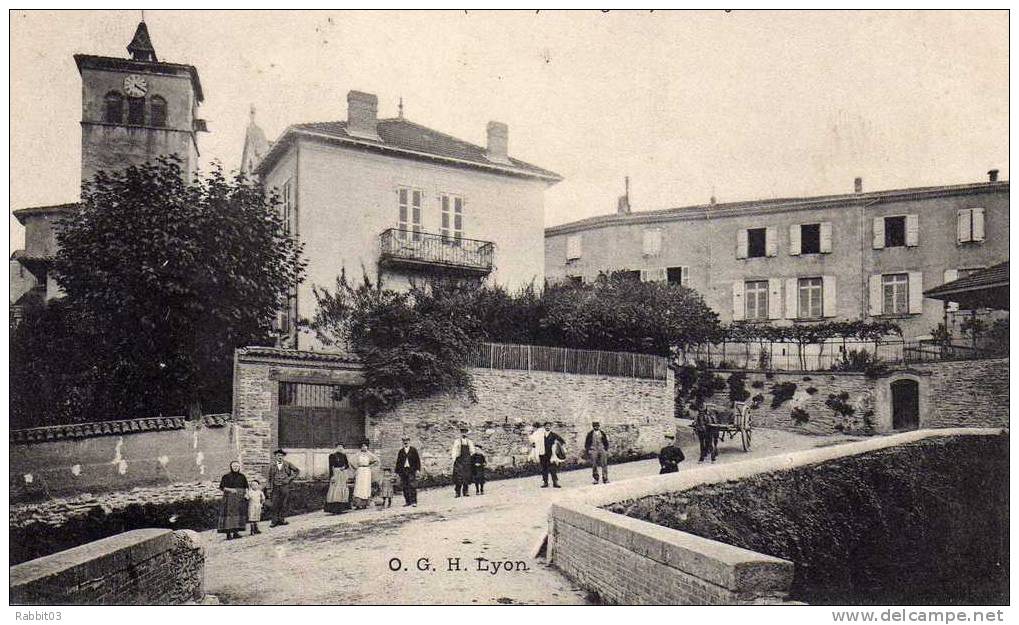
[
  {"x1": 744, "y1": 280, "x2": 769, "y2": 321},
  {"x1": 440, "y1": 193, "x2": 465, "y2": 245},
  {"x1": 397, "y1": 187, "x2": 423, "y2": 241},
  {"x1": 797, "y1": 277, "x2": 824, "y2": 319},
  {"x1": 882, "y1": 273, "x2": 910, "y2": 315}
]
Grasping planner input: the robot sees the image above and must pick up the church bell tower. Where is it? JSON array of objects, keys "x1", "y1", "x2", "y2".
[{"x1": 75, "y1": 21, "x2": 206, "y2": 182}]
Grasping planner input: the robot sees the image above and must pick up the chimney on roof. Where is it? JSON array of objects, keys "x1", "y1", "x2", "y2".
[
  {"x1": 486, "y1": 121, "x2": 510, "y2": 164},
  {"x1": 617, "y1": 176, "x2": 631, "y2": 214},
  {"x1": 347, "y1": 91, "x2": 380, "y2": 140},
  {"x1": 854, "y1": 177, "x2": 863, "y2": 193},
  {"x1": 988, "y1": 169, "x2": 999, "y2": 182}
]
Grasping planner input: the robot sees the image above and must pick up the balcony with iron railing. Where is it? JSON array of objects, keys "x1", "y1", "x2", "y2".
[{"x1": 379, "y1": 228, "x2": 495, "y2": 276}]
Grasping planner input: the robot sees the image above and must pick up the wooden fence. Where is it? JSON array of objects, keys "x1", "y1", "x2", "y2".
[{"x1": 469, "y1": 342, "x2": 669, "y2": 381}]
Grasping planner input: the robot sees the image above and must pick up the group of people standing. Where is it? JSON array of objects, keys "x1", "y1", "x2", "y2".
[
  {"x1": 219, "y1": 416, "x2": 718, "y2": 538},
  {"x1": 217, "y1": 449, "x2": 300, "y2": 539}
]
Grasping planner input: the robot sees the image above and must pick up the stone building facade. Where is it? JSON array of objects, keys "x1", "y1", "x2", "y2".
[
  {"x1": 245, "y1": 91, "x2": 562, "y2": 348},
  {"x1": 545, "y1": 176, "x2": 1008, "y2": 339},
  {"x1": 11, "y1": 21, "x2": 206, "y2": 306}
]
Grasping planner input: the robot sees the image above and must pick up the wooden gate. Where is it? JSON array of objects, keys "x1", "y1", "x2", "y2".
[{"x1": 278, "y1": 382, "x2": 365, "y2": 448}]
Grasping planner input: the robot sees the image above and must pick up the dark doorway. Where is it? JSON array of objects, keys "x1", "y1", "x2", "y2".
[
  {"x1": 278, "y1": 382, "x2": 365, "y2": 448},
  {"x1": 891, "y1": 379, "x2": 919, "y2": 430}
]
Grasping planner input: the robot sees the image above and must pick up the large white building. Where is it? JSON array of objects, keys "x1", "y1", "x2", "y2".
[{"x1": 246, "y1": 90, "x2": 562, "y2": 348}]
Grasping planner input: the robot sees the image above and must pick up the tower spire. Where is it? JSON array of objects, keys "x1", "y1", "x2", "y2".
[
  {"x1": 127, "y1": 21, "x2": 157, "y2": 62},
  {"x1": 398, "y1": 96, "x2": 404, "y2": 119}
]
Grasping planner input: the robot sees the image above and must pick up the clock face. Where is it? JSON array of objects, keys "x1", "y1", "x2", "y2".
[{"x1": 123, "y1": 74, "x2": 148, "y2": 98}]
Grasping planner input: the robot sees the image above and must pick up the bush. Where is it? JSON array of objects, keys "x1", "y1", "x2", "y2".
[
  {"x1": 727, "y1": 372, "x2": 751, "y2": 403},
  {"x1": 769, "y1": 382, "x2": 797, "y2": 408},
  {"x1": 791, "y1": 407, "x2": 810, "y2": 425}
]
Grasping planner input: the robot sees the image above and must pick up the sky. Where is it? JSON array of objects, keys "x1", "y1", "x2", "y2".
[{"x1": 9, "y1": 10, "x2": 1009, "y2": 250}]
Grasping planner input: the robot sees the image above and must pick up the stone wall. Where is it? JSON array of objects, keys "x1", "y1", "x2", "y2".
[
  {"x1": 693, "y1": 358, "x2": 1009, "y2": 435},
  {"x1": 549, "y1": 502, "x2": 793, "y2": 605},
  {"x1": 693, "y1": 369, "x2": 883, "y2": 435},
  {"x1": 10, "y1": 528, "x2": 204, "y2": 605},
  {"x1": 10, "y1": 416, "x2": 236, "y2": 503},
  {"x1": 913, "y1": 357, "x2": 1009, "y2": 428},
  {"x1": 370, "y1": 368, "x2": 674, "y2": 477},
  {"x1": 234, "y1": 347, "x2": 674, "y2": 482},
  {"x1": 544, "y1": 428, "x2": 1005, "y2": 605}
]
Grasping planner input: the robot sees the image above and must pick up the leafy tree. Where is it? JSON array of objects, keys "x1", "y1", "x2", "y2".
[
  {"x1": 309, "y1": 271, "x2": 479, "y2": 415},
  {"x1": 50, "y1": 157, "x2": 305, "y2": 419},
  {"x1": 10, "y1": 299, "x2": 100, "y2": 428}
]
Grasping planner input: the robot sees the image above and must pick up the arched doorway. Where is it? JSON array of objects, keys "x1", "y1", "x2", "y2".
[{"x1": 891, "y1": 379, "x2": 920, "y2": 430}]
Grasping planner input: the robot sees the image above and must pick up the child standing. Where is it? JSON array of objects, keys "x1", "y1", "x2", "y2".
[
  {"x1": 378, "y1": 468, "x2": 395, "y2": 508},
  {"x1": 471, "y1": 445, "x2": 487, "y2": 495},
  {"x1": 245, "y1": 479, "x2": 265, "y2": 535}
]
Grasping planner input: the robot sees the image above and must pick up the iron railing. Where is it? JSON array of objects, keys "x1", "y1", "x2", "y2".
[
  {"x1": 470, "y1": 342, "x2": 670, "y2": 381},
  {"x1": 379, "y1": 228, "x2": 494, "y2": 275}
]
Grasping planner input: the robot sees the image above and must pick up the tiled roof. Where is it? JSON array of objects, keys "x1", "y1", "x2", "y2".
[
  {"x1": 258, "y1": 117, "x2": 562, "y2": 182},
  {"x1": 12, "y1": 203, "x2": 78, "y2": 224},
  {"x1": 924, "y1": 261, "x2": 1009, "y2": 298},
  {"x1": 237, "y1": 346, "x2": 362, "y2": 364},
  {"x1": 10, "y1": 414, "x2": 231, "y2": 444},
  {"x1": 546, "y1": 180, "x2": 1009, "y2": 235}
]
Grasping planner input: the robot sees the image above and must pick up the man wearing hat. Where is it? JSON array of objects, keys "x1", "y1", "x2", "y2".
[
  {"x1": 449, "y1": 425, "x2": 476, "y2": 498},
  {"x1": 395, "y1": 436, "x2": 421, "y2": 507},
  {"x1": 267, "y1": 448, "x2": 300, "y2": 526},
  {"x1": 658, "y1": 434, "x2": 686, "y2": 474},
  {"x1": 584, "y1": 421, "x2": 611, "y2": 485}
]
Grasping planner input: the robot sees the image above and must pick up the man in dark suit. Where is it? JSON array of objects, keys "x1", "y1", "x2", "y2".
[
  {"x1": 584, "y1": 420, "x2": 610, "y2": 485},
  {"x1": 267, "y1": 448, "x2": 300, "y2": 527},
  {"x1": 395, "y1": 436, "x2": 421, "y2": 507},
  {"x1": 539, "y1": 421, "x2": 567, "y2": 489}
]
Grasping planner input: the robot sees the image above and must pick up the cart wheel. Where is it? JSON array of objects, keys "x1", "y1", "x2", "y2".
[{"x1": 742, "y1": 428, "x2": 752, "y2": 451}]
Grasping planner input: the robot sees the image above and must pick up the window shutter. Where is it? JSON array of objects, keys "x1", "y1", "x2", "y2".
[
  {"x1": 943, "y1": 269, "x2": 959, "y2": 312},
  {"x1": 822, "y1": 275, "x2": 837, "y2": 317},
  {"x1": 785, "y1": 278, "x2": 798, "y2": 319},
  {"x1": 905, "y1": 214, "x2": 920, "y2": 247},
  {"x1": 872, "y1": 217, "x2": 885, "y2": 249},
  {"x1": 957, "y1": 209, "x2": 971, "y2": 243},
  {"x1": 820, "y1": 222, "x2": 833, "y2": 253},
  {"x1": 766, "y1": 227, "x2": 778, "y2": 257},
  {"x1": 768, "y1": 278, "x2": 783, "y2": 319},
  {"x1": 681, "y1": 266, "x2": 690, "y2": 287},
  {"x1": 732, "y1": 281, "x2": 745, "y2": 321},
  {"x1": 908, "y1": 271, "x2": 924, "y2": 313},
  {"x1": 972, "y1": 208, "x2": 985, "y2": 241},
  {"x1": 788, "y1": 224, "x2": 801, "y2": 256},
  {"x1": 869, "y1": 275, "x2": 883, "y2": 316},
  {"x1": 736, "y1": 229, "x2": 748, "y2": 259}
]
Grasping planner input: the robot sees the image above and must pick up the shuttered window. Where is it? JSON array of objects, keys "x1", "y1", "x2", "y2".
[
  {"x1": 957, "y1": 208, "x2": 986, "y2": 243},
  {"x1": 747, "y1": 228, "x2": 767, "y2": 258},
  {"x1": 441, "y1": 193, "x2": 464, "y2": 244},
  {"x1": 798, "y1": 277, "x2": 824, "y2": 319},
  {"x1": 882, "y1": 273, "x2": 909, "y2": 315},
  {"x1": 398, "y1": 188, "x2": 422, "y2": 241},
  {"x1": 744, "y1": 280, "x2": 769, "y2": 320},
  {"x1": 642, "y1": 229, "x2": 662, "y2": 256},
  {"x1": 666, "y1": 266, "x2": 689, "y2": 286}
]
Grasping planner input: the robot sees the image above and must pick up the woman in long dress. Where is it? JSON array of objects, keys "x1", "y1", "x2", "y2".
[
  {"x1": 352, "y1": 441, "x2": 379, "y2": 509},
  {"x1": 324, "y1": 443, "x2": 352, "y2": 514},
  {"x1": 218, "y1": 461, "x2": 249, "y2": 540}
]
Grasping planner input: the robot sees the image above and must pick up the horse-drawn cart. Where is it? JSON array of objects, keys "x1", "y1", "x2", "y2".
[{"x1": 708, "y1": 401, "x2": 753, "y2": 451}]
